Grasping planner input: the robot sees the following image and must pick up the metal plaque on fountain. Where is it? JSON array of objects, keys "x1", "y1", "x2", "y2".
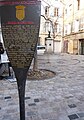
[{"x1": 0, "y1": 0, "x2": 41, "y2": 120}]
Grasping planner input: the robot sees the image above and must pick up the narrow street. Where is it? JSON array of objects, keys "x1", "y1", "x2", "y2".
[{"x1": 0, "y1": 53, "x2": 84, "y2": 120}]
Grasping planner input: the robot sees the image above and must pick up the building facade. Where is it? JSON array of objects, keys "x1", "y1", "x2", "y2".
[
  {"x1": 0, "y1": 0, "x2": 63, "y2": 54},
  {"x1": 39, "y1": 0, "x2": 63, "y2": 53},
  {"x1": 63, "y1": 0, "x2": 84, "y2": 55}
]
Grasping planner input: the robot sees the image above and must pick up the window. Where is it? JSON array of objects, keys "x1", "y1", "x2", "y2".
[
  {"x1": 69, "y1": 4, "x2": 72, "y2": 11},
  {"x1": 71, "y1": 22, "x2": 75, "y2": 33},
  {"x1": 45, "y1": 21, "x2": 50, "y2": 32},
  {"x1": 45, "y1": 21, "x2": 52, "y2": 33},
  {"x1": 75, "y1": 20, "x2": 79, "y2": 32},
  {"x1": 45, "y1": 6, "x2": 49, "y2": 16},
  {"x1": 45, "y1": 21, "x2": 49, "y2": 33},
  {"x1": 67, "y1": 24, "x2": 71, "y2": 34},
  {"x1": 67, "y1": 4, "x2": 73, "y2": 16},
  {"x1": 54, "y1": 22, "x2": 58, "y2": 33},
  {"x1": 79, "y1": 18, "x2": 84, "y2": 30},
  {"x1": 65, "y1": 9, "x2": 67, "y2": 15},
  {"x1": 54, "y1": 8, "x2": 59, "y2": 17},
  {"x1": 77, "y1": 0, "x2": 80, "y2": 10},
  {"x1": 58, "y1": 24, "x2": 62, "y2": 34},
  {"x1": 64, "y1": 25, "x2": 67, "y2": 35},
  {"x1": 57, "y1": 24, "x2": 62, "y2": 34}
]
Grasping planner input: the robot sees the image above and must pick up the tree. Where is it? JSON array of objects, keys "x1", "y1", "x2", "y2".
[
  {"x1": 33, "y1": 46, "x2": 38, "y2": 71},
  {"x1": 32, "y1": 0, "x2": 62, "y2": 72}
]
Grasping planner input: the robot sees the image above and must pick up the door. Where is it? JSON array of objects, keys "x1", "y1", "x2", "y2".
[
  {"x1": 80, "y1": 39, "x2": 84, "y2": 55},
  {"x1": 54, "y1": 41, "x2": 61, "y2": 53}
]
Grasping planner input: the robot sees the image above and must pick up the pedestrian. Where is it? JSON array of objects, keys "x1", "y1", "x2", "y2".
[
  {"x1": 0, "y1": 42, "x2": 4, "y2": 59},
  {"x1": 0, "y1": 42, "x2": 5, "y2": 79}
]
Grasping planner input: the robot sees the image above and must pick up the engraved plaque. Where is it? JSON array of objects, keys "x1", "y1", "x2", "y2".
[
  {"x1": 0, "y1": 0, "x2": 41, "y2": 69},
  {"x1": 0, "y1": 0, "x2": 41, "y2": 120}
]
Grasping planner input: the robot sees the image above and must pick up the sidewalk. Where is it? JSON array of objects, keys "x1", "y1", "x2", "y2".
[{"x1": 0, "y1": 53, "x2": 84, "y2": 120}]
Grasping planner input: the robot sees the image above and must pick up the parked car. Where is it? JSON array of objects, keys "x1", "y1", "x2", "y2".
[{"x1": 37, "y1": 45, "x2": 45, "y2": 54}]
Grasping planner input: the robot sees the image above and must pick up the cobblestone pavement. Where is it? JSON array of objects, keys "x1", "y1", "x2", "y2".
[{"x1": 0, "y1": 53, "x2": 84, "y2": 120}]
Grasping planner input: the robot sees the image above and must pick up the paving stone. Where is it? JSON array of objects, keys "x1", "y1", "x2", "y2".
[
  {"x1": 27, "y1": 111, "x2": 37, "y2": 117},
  {"x1": 41, "y1": 112, "x2": 57, "y2": 119},
  {"x1": 8, "y1": 102, "x2": 16, "y2": 106},
  {"x1": 7, "y1": 108, "x2": 18, "y2": 113},
  {"x1": 77, "y1": 112, "x2": 84, "y2": 118},
  {"x1": 0, "y1": 53, "x2": 84, "y2": 120},
  {"x1": 4, "y1": 96, "x2": 11, "y2": 99},
  {"x1": 34, "y1": 98, "x2": 40, "y2": 102},
  {"x1": 68, "y1": 114, "x2": 79, "y2": 120},
  {"x1": 78, "y1": 118, "x2": 84, "y2": 120},
  {"x1": 26, "y1": 116, "x2": 41, "y2": 120},
  {"x1": 2, "y1": 115, "x2": 13, "y2": 120},
  {"x1": 25, "y1": 97, "x2": 31, "y2": 100},
  {"x1": 68, "y1": 104, "x2": 77, "y2": 108},
  {"x1": 28, "y1": 103, "x2": 36, "y2": 106},
  {"x1": 48, "y1": 119, "x2": 57, "y2": 120},
  {"x1": 39, "y1": 98, "x2": 46, "y2": 101}
]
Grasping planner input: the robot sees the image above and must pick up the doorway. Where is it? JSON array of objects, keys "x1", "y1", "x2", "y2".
[{"x1": 79, "y1": 39, "x2": 84, "y2": 55}]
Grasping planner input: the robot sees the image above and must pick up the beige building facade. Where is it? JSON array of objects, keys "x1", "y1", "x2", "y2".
[
  {"x1": 63, "y1": 0, "x2": 84, "y2": 55},
  {"x1": 39, "y1": 0, "x2": 63, "y2": 53}
]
